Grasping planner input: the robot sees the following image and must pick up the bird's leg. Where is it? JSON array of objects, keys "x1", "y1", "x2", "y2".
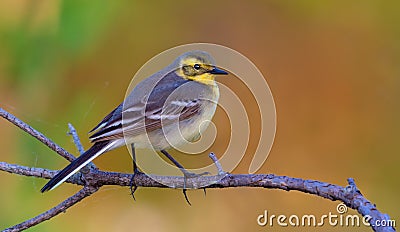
[
  {"x1": 160, "y1": 150, "x2": 209, "y2": 205},
  {"x1": 160, "y1": 150, "x2": 209, "y2": 177},
  {"x1": 129, "y1": 144, "x2": 142, "y2": 200}
]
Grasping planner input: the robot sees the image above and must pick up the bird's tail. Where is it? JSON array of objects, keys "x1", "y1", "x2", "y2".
[{"x1": 41, "y1": 141, "x2": 114, "y2": 192}]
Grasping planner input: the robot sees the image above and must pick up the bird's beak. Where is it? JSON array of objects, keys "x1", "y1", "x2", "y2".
[{"x1": 209, "y1": 67, "x2": 228, "y2": 75}]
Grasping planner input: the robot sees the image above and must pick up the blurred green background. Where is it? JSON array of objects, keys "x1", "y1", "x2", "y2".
[{"x1": 1, "y1": 1, "x2": 399, "y2": 231}]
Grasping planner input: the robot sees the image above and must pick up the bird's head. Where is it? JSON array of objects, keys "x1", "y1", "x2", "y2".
[{"x1": 176, "y1": 51, "x2": 228, "y2": 85}]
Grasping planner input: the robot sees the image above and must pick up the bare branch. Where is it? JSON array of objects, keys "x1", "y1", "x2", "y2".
[
  {"x1": 208, "y1": 152, "x2": 225, "y2": 175},
  {"x1": 67, "y1": 123, "x2": 85, "y2": 155},
  {"x1": 1, "y1": 162, "x2": 395, "y2": 232},
  {"x1": 0, "y1": 108, "x2": 75, "y2": 162},
  {"x1": 0, "y1": 162, "x2": 54, "y2": 179},
  {"x1": 67, "y1": 123, "x2": 96, "y2": 172},
  {"x1": 2, "y1": 186, "x2": 98, "y2": 232},
  {"x1": 0, "y1": 107, "x2": 396, "y2": 232}
]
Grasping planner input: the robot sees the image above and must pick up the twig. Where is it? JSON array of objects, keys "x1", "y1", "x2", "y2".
[
  {"x1": 0, "y1": 108, "x2": 396, "y2": 232},
  {"x1": 67, "y1": 123, "x2": 85, "y2": 155},
  {"x1": 67, "y1": 123, "x2": 96, "y2": 172},
  {"x1": 0, "y1": 108, "x2": 75, "y2": 162},
  {"x1": 208, "y1": 152, "x2": 226, "y2": 175},
  {"x1": 2, "y1": 187, "x2": 98, "y2": 232}
]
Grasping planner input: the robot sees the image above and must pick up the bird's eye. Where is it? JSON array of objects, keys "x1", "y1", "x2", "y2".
[{"x1": 193, "y1": 64, "x2": 201, "y2": 70}]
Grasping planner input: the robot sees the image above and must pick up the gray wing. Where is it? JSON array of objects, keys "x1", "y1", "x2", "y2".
[{"x1": 89, "y1": 70, "x2": 203, "y2": 143}]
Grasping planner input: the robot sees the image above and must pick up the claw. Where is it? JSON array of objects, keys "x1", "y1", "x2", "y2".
[
  {"x1": 130, "y1": 185, "x2": 138, "y2": 200},
  {"x1": 181, "y1": 170, "x2": 210, "y2": 205},
  {"x1": 160, "y1": 150, "x2": 212, "y2": 205},
  {"x1": 129, "y1": 172, "x2": 139, "y2": 201},
  {"x1": 182, "y1": 189, "x2": 192, "y2": 206}
]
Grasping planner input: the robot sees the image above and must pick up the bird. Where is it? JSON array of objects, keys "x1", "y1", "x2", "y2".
[{"x1": 40, "y1": 50, "x2": 228, "y2": 195}]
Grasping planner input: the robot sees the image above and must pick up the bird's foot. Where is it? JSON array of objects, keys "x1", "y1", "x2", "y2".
[
  {"x1": 181, "y1": 170, "x2": 210, "y2": 205},
  {"x1": 129, "y1": 169, "x2": 144, "y2": 201}
]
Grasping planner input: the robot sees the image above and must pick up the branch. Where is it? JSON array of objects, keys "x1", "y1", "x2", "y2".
[
  {"x1": 67, "y1": 123, "x2": 96, "y2": 172},
  {"x1": 2, "y1": 187, "x2": 98, "y2": 232},
  {"x1": 0, "y1": 107, "x2": 396, "y2": 232},
  {"x1": 67, "y1": 123, "x2": 85, "y2": 155},
  {"x1": 0, "y1": 108, "x2": 75, "y2": 162}
]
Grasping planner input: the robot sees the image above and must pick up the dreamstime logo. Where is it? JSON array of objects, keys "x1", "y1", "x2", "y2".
[
  {"x1": 257, "y1": 203, "x2": 396, "y2": 228},
  {"x1": 122, "y1": 43, "x2": 276, "y2": 188}
]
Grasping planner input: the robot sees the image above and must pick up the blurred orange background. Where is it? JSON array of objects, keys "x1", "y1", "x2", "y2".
[{"x1": 0, "y1": 1, "x2": 399, "y2": 231}]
